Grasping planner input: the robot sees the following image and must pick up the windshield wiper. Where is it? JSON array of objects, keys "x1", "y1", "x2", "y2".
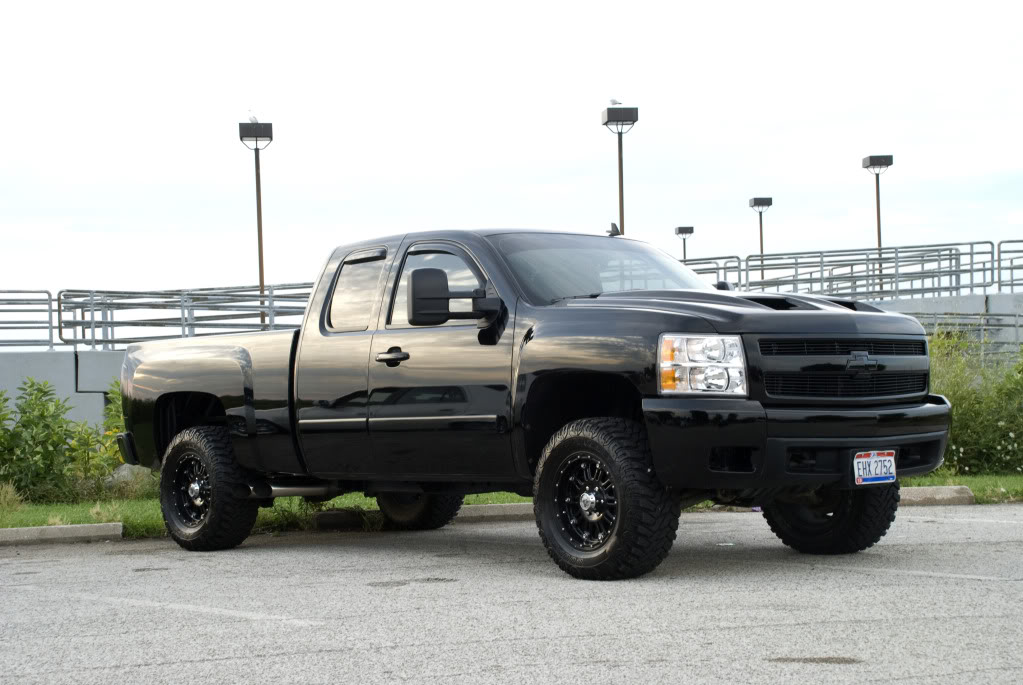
[{"x1": 549, "y1": 293, "x2": 603, "y2": 304}]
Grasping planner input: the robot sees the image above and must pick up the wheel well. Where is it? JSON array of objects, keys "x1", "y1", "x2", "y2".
[
  {"x1": 154, "y1": 392, "x2": 227, "y2": 460},
  {"x1": 522, "y1": 372, "x2": 643, "y2": 475}
]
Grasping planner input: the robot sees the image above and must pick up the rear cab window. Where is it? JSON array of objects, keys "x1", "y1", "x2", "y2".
[{"x1": 327, "y1": 248, "x2": 387, "y2": 332}]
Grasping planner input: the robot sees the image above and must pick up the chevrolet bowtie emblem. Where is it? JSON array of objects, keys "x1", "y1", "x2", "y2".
[{"x1": 846, "y1": 350, "x2": 879, "y2": 373}]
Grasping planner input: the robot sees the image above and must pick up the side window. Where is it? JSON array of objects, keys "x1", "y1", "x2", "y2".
[
  {"x1": 390, "y1": 250, "x2": 482, "y2": 327},
  {"x1": 328, "y1": 258, "x2": 385, "y2": 332}
]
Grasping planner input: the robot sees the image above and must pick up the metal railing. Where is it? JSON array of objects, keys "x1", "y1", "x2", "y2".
[
  {"x1": 2, "y1": 239, "x2": 1021, "y2": 350},
  {"x1": 56, "y1": 283, "x2": 312, "y2": 349},
  {"x1": 0, "y1": 290, "x2": 55, "y2": 349},
  {"x1": 909, "y1": 311, "x2": 1023, "y2": 363},
  {"x1": 999, "y1": 240, "x2": 1023, "y2": 293},
  {"x1": 688, "y1": 240, "x2": 1020, "y2": 300}
]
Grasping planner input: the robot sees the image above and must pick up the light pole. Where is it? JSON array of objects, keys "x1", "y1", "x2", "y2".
[
  {"x1": 675, "y1": 226, "x2": 694, "y2": 261},
  {"x1": 239, "y1": 121, "x2": 273, "y2": 326},
  {"x1": 602, "y1": 105, "x2": 638, "y2": 235},
  {"x1": 862, "y1": 155, "x2": 893, "y2": 251},
  {"x1": 749, "y1": 197, "x2": 772, "y2": 280}
]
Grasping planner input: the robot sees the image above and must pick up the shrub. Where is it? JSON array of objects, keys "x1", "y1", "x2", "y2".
[
  {"x1": 0, "y1": 377, "x2": 131, "y2": 503},
  {"x1": 0, "y1": 379, "x2": 77, "y2": 502},
  {"x1": 0, "y1": 481, "x2": 24, "y2": 513},
  {"x1": 930, "y1": 335, "x2": 1023, "y2": 475}
]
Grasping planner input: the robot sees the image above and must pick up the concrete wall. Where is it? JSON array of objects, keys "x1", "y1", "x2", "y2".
[
  {"x1": 872, "y1": 293, "x2": 1023, "y2": 344},
  {"x1": 0, "y1": 351, "x2": 125, "y2": 425}
]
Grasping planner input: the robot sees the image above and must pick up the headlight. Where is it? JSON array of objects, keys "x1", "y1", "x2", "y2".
[{"x1": 659, "y1": 334, "x2": 747, "y2": 396}]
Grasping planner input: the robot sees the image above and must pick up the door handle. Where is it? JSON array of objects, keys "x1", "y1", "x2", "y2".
[{"x1": 375, "y1": 347, "x2": 410, "y2": 366}]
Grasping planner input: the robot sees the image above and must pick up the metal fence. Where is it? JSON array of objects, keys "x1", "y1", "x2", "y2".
[
  {"x1": 908, "y1": 311, "x2": 1022, "y2": 362},
  {"x1": 999, "y1": 240, "x2": 1023, "y2": 293},
  {"x1": 2, "y1": 238, "x2": 1022, "y2": 351},
  {"x1": 0, "y1": 290, "x2": 55, "y2": 349},
  {"x1": 56, "y1": 284, "x2": 312, "y2": 350},
  {"x1": 687, "y1": 240, "x2": 1021, "y2": 300}
]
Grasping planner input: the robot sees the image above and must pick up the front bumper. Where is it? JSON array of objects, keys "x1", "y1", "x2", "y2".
[{"x1": 643, "y1": 394, "x2": 950, "y2": 490}]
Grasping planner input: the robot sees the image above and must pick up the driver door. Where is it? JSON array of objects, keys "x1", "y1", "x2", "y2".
[{"x1": 367, "y1": 241, "x2": 515, "y2": 478}]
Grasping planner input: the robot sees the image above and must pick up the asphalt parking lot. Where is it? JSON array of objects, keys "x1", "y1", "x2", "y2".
[{"x1": 2, "y1": 504, "x2": 1021, "y2": 684}]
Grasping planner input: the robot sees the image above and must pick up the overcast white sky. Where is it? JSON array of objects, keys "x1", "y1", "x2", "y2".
[{"x1": 1, "y1": 0, "x2": 1020, "y2": 294}]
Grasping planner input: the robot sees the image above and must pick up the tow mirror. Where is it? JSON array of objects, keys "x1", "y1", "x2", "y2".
[
  {"x1": 408, "y1": 268, "x2": 451, "y2": 325},
  {"x1": 715, "y1": 280, "x2": 734, "y2": 291},
  {"x1": 408, "y1": 268, "x2": 502, "y2": 326}
]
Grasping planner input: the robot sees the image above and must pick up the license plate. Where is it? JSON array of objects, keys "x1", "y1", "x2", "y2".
[{"x1": 853, "y1": 450, "x2": 897, "y2": 485}]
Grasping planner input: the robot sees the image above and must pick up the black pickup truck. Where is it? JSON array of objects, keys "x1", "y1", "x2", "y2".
[{"x1": 117, "y1": 230, "x2": 949, "y2": 579}]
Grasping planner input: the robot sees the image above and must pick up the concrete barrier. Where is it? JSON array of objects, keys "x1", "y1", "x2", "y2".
[
  {"x1": 0, "y1": 523, "x2": 123, "y2": 546},
  {"x1": 900, "y1": 485, "x2": 975, "y2": 506},
  {"x1": 0, "y1": 350, "x2": 124, "y2": 424}
]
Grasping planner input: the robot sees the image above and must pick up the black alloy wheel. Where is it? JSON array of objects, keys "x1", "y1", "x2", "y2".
[
  {"x1": 552, "y1": 452, "x2": 619, "y2": 551},
  {"x1": 173, "y1": 454, "x2": 211, "y2": 526}
]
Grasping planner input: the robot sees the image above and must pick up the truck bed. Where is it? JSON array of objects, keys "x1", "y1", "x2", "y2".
[{"x1": 121, "y1": 329, "x2": 302, "y2": 473}]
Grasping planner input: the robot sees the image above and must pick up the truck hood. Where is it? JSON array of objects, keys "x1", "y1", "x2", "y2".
[{"x1": 556, "y1": 289, "x2": 924, "y2": 335}]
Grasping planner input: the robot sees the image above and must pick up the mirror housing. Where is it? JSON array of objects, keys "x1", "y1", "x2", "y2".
[
  {"x1": 408, "y1": 268, "x2": 452, "y2": 326},
  {"x1": 408, "y1": 268, "x2": 502, "y2": 326},
  {"x1": 715, "y1": 280, "x2": 734, "y2": 291}
]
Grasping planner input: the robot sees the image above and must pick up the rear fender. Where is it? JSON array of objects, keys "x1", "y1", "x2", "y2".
[{"x1": 122, "y1": 345, "x2": 254, "y2": 468}]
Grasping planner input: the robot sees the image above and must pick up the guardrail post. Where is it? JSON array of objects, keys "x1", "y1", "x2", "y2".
[
  {"x1": 893, "y1": 247, "x2": 900, "y2": 299},
  {"x1": 268, "y1": 286, "x2": 275, "y2": 329},
  {"x1": 980, "y1": 316, "x2": 986, "y2": 367},
  {"x1": 968, "y1": 243, "x2": 975, "y2": 295},
  {"x1": 997, "y1": 241, "x2": 1003, "y2": 293},
  {"x1": 88, "y1": 290, "x2": 96, "y2": 350},
  {"x1": 180, "y1": 295, "x2": 187, "y2": 337},
  {"x1": 46, "y1": 291, "x2": 54, "y2": 350},
  {"x1": 100, "y1": 297, "x2": 109, "y2": 351}
]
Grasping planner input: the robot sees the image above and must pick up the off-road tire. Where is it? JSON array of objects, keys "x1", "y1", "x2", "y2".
[
  {"x1": 762, "y1": 482, "x2": 900, "y2": 555},
  {"x1": 160, "y1": 426, "x2": 259, "y2": 551},
  {"x1": 376, "y1": 493, "x2": 464, "y2": 530},
  {"x1": 534, "y1": 418, "x2": 681, "y2": 580}
]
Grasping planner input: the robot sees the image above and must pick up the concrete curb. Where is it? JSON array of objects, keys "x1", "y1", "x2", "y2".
[
  {"x1": 314, "y1": 503, "x2": 536, "y2": 531},
  {"x1": 900, "y1": 485, "x2": 975, "y2": 506},
  {"x1": 455, "y1": 503, "x2": 534, "y2": 523},
  {"x1": 313, "y1": 488, "x2": 977, "y2": 531},
  {"x1": 0, "y1": 522, "x2": 123, "y2": 547}
]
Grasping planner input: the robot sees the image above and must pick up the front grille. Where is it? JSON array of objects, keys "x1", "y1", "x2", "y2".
[
  {"x1": 764, "y1": 372, "x2": 928, "y2": 398},
  {"x1": 759, "y1": 339, "x2": 925, "y2": 357}
]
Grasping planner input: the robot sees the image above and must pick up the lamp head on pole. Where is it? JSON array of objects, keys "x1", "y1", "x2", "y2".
[
  {"x1": 862, "y1": 155, "x2": 893, "y2": 174},
  {"x1": 749, "y1": 197, "x2": 773, "y2": 213},
  {"x1": 239, "y1": 122, "x2": 273, "y2": 150},
  {"x1": 675, "y1": 226, "x2": 694, "y2": 238},
  {"x1": 602, "y1": 106, "x2": 638, "y2": 134}
]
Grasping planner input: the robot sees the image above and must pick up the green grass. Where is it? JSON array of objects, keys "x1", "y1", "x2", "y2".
[
  {"x1": 0, "y1": 491, "x2": 532, "y2": 539},
  {"x1": 3, "y1": 480, "x2": 1018, "y2": 538},
  {"x1": 902, "y1": 473, "x2": 1023, "y2": 504},
  {"x1": 0, "y1": 499, "x2": 166, "y2": 538}
]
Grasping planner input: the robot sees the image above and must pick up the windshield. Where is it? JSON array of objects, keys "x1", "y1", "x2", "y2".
[{"x1": 487, "y1": 232, "x2": 712, "y2": 304}]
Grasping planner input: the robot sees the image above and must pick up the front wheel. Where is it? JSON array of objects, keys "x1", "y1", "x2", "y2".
[
  {"x1": 534, "y1": 418, "x2": 681, "y2": 580},
  {"x1": 762, "y1": 482, "x2": 900, "y2": 554},
  {"x1": 160, "y1": 426, "x2": 259, "y2": 551}
]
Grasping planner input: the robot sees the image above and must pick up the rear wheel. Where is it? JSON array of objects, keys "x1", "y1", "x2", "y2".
[
  {"x1": 376, "y1": 492, "x2": 463, "y2": 530},
  {"x1": 160, "y1": 426, "x2": 258, "y2": 551},
  {"x1": 534, "y1": 418, "x2": 681, "y2": 580},
  {"x1": 762, "y1": 482, "x2": 900, "y2": 554}
]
